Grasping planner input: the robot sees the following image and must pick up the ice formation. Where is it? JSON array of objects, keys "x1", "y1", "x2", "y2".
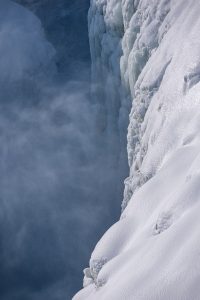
[{"x1": 74, "y1": 0, "x2": 200, "y2": 299}]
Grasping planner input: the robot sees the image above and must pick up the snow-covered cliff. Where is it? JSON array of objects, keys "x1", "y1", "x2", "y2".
[{"x1": 74, "y1": 0, "x2": 200, "y2": 299}]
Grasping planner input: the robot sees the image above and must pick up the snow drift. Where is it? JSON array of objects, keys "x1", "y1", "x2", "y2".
[{"x1": 74, "y1": 0, "x2": 200, "y2": 299}]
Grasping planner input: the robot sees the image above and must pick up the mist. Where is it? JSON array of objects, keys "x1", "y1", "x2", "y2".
[{"x1": 0, "y1": 1, "x2": 127, "y2": 299}]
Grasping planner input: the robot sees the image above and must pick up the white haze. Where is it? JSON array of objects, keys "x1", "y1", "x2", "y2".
[{"x1": 0, "y1": 1, "x2": 126, "y2": 299}]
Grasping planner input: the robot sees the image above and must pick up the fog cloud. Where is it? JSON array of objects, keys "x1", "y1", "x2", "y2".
[{"x1": 0, "y1": 1, "x2": 126, "y2": 299}]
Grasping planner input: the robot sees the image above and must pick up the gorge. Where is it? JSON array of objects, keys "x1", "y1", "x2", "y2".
[{"x1": 1, "y1": 1, "x2": 200, "y2": 300}]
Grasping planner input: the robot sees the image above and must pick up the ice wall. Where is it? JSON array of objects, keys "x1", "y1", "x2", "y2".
[
  {"x1": 88, "y1": 0, "x2": 130, "y2": 171},
  {"x1": 74, "y1": 0, "x2": 200, "y2": 299},
  {"x1": 88, "y1": 0, "x2": 172, "y2": 211}
]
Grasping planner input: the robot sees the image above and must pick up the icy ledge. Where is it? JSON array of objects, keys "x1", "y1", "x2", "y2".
[{"x1": 74, "y1": 0, "x2": 200, "y2": 299}]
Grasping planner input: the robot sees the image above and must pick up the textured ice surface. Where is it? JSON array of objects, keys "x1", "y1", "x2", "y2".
[
  {"x1": 88, "y1": 0, "x2": 130, "y2": 170},
  {"x1": 74, "y1": 0, "x2": 200, "y2": 299}
]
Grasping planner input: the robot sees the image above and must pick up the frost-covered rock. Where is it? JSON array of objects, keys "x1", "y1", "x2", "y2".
[
  {"x1": 74, "y1": 0, "x2": 200, "y2": 299},
  {"x1": 153, "y1": 211, "x2": 173, "y2": 235},
  {"x1": 83, "y1": 257, "x2": 107, "y2": 288}
]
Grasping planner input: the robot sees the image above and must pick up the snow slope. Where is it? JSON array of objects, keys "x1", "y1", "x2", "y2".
[{"x1": 74, "y1": 0, "x2": 200, "y2": 299}]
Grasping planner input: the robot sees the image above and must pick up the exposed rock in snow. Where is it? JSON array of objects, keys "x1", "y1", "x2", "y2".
[
  {"x1": 83, "y1": 257, "x2": 108, "y2": 288},
  {"x1": 74, "y1": 0, "x2": 200, "y2": 299},
  {"x1": 153, "y1": 211, "x2": 173, "y2": 235}
]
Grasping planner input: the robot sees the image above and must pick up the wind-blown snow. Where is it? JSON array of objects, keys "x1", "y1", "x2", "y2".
[{"x1": 74, "y1": 0, "x2": 200, "y2": 299}]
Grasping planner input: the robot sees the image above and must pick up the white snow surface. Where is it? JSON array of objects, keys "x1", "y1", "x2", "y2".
[{"x1": 74, "y1": 0, "x2": 200, "y2": 299}]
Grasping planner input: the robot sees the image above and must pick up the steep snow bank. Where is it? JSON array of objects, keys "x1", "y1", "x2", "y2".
[{"x1": 74, "y1": 0, "x2": 200, "y2": 299}]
